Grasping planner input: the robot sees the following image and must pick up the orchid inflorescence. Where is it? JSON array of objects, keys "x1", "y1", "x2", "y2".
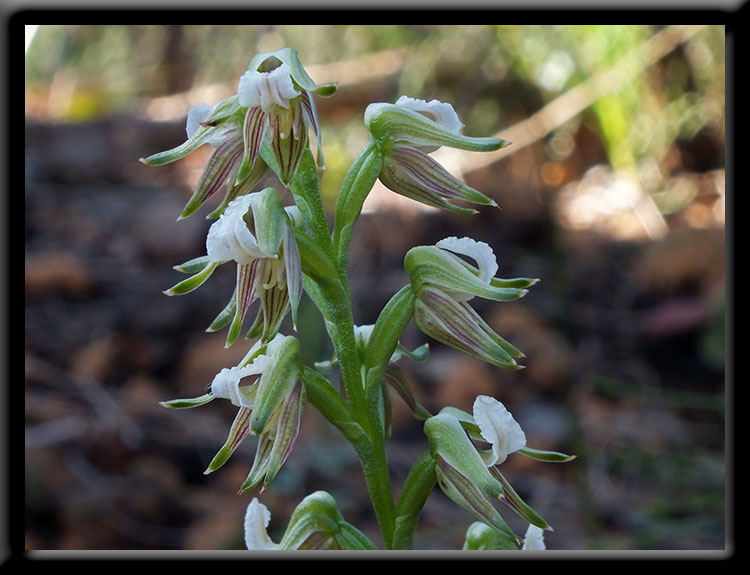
[{"x1": 142, "y1": 47, "x2": 575, "y2": 551}]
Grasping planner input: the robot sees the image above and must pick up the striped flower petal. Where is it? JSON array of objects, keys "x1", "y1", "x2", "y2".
[
  {"x1": 236, "y1": 106, "x2": 268, "y2": 184},
  {"x1": 204, "y1": 406, "x2": 253, "y2": 474},
  {"x1": 180, "y1": 133, "x2": 245, "y2": 219},
  {"x1": 414, "y1": 286, "x2": 523, "y2": 369},
  {"x1": 225, "y1": 259, "x2": 260, "y2": 348}
]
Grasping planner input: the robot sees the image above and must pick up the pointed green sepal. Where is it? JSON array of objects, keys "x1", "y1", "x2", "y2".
[
  {"x1": 434, "y1": 456, "x2": 519, "y2": 546},
  {"x1": 205, "y1": 407, "x2": 252, "y2": 474},
  {"x1": 490, "y1": 467, "x2": 552, "y2": 531},
  {"x1": 173, "y1": 255, "x2": 212, "y2": 274},
  {"x1": 414, "y1": 287, "x2": 523, "y2": 369},
  {"x1": 207, "y1": 292, "x2": 237, "y2": 333},
  {"x1": 140, "y1": 95, "x2": 241, "y2": 166},
  {"x1": 518, "y1": 446, "x2": 577, "y2": 463},
  {"x1": 159, "y1": 393, "x2": 215, "y2": 409},
  {"x1": 405, "y1": 245, "x2": 531, "y2": 303},
  {"x1": 253, "y1": 187, "x2": 288, "y2": 257},
  {"x1": 163, "y1": 261, "x2": 220, "y2": 296},
  {"x1": 365, "y1": 102, "x2": 508, "y2": 155},
  {"x1": 424, "y1": 413, "x2": 503, "y2": 498}
]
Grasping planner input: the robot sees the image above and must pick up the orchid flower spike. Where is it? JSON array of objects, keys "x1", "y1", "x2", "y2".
[{"x1": 364, "y1": 96, "x2": 509, "y2": 214}]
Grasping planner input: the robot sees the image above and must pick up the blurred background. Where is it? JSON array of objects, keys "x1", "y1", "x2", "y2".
[{"x1": 24, "y1": 24, "x2": 727, "y2": 552}]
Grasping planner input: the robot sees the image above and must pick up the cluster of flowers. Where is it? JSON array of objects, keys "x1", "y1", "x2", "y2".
[{"x1": 143, "y1": 48, "x2": 572, "y2": 551}]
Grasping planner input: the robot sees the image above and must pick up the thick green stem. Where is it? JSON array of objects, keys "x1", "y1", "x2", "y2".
[
  {"x1": 292, "y1": 147, "x2": 397, "y2": 548},
  {"x1": 326, "y1": 283, "x2": 396, "y2": 549}
]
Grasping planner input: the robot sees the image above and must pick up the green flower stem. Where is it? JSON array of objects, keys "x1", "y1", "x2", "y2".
[
  {"x1": 263, "y1": 144, "x2": 335, "y2": 259},
  {"x1": 392, "y1": 451, "x2": 438, "y2": 550},
  {"x1": 293, "y1": 152, "x2": 398, "y2": 549}
]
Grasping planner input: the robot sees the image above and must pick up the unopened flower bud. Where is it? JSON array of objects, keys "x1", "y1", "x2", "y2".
[{"x1": 278, "y1": 491, "x2": 377, "y2": 550}]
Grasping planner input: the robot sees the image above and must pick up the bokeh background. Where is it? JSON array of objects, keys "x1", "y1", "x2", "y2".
[{"x1": 24, "y1": 24, "x2": 727, "y2": 552}]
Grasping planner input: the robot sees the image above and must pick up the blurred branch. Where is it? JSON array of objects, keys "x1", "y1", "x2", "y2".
[
  {"x1": 141, "y1": 47, "x2": 413, "y2": 121},
  {"x1": 307, "y1": 47, "x2": 413, "y2": 87},
  {"x1": 434, "y1": 25, "x2": 708, "y2": 176},
  {"x1": 433, "y1": 25, "x2": 708, "y2": 240},
  {"x1": 25, "y1": 352, "x2": 144, "y2": 448}
]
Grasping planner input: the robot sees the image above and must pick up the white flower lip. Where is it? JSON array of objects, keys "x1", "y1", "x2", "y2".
[
  {"x1": 206, "y1": 194, "x2": 266, "y2": 264},
  {"x1": 210, "y1": 333, "x2": 291, "y2": 408},
  {"x1": 244, "y1": 498, "x2": 277, "y2": 550},
  {"x1": 354, "y1": 323, "x2": 375, "y2": 344},
  {"x1": 472, "y1": 395, "x2": 526, "y2": 466},
  {"x1": 522, "y1": 524, "x2": 546, "y2": 550},
  {"x1": 238, "y1": 63, "x2": 300, "y2": 114},
  {"x1": 395, "y1": 96, "x2": 464, "y2": 135},
  {"x1": 210, "y1": 363, "x2": 265, "y2": 408},
  {"x1": 436, "y1": 236, "x2": 499, "y2": 284},
  {"x1": 186, "y1": 103, "x2": 233, "y2": 147},
  {"x1": 186, "y1": 103, "x2": 213, "y2": 139}
]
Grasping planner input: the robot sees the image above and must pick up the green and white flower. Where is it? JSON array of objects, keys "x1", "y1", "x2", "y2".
[
  {"x1": 244, "y1": 492, "x2": 377, "y2": 550},
  {"x1": 424, "y1": 395, "x2": 562, "y2": 545},
  {"x1": 236, "y1": 48, "x2": 336, "y2": 185},
  {"x1": 142, "y1": 96, "x2": 268, "y2": 220},
  {"x1": 365, "y1": 96, "x2": 508, "y2": 214},
  {"x1": 405, "y1": 236, "x2": 537, "y2": 369},
  {"x1": 165, "y1": 188, "x2": 303, "y2": 347}
]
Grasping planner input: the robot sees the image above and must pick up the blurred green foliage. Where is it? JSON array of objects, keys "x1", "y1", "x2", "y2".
[
  {"x1": 26, "y1": 25, "x2": 724, "y2": 219},
  {"x1": 26, "y1": 25, "x2": 724, "y2": 134}
]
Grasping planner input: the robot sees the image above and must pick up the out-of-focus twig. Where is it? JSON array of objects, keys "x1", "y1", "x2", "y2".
[
  {"x1": 433, "y1": 25, "x2": 708, "y2": 177},
  {"x1": 25, "y1": 352, "x2": 144, "y2": 448},
  {"x1": 142, "y1": 48, "x2": 413, "y2": 121}
]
